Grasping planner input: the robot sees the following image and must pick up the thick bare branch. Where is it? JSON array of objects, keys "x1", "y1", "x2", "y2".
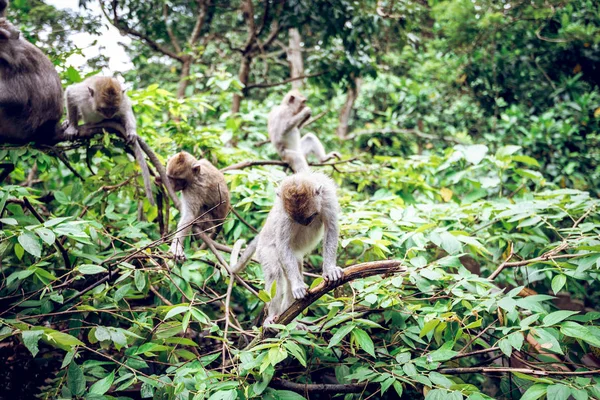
[
  {"x1": 270, "y1": 378, "x2": 374, "y2": 394},
  {"x1": 346, "y1": 127, "x2": 466, "y2": 144},
  {"x1": 245, "y1": 72, "x2": 325, "y2": 91}
]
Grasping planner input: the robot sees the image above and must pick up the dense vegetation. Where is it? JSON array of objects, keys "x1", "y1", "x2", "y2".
[{"x1": 1, "y1": 0, "x2": 600, "y2": 399}]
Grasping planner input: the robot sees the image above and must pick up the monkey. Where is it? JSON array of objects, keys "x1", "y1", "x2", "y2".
[
  {"x1": 0, "y1": 2, "x2": 63, "y2": 143},
  {"x1": 230, "y1": 171, "x2": 343, "y2": 328},
  {"x1": 167, "y1": 151, "x2": 230, "y2": 262},
  {"x1": 64, "y1": 76, "x2": 139, "y2": 143},
  {"x1": 63, "y1": 76, "x2": 156, "y2": 204},
  {"x1": 268, "y1": 90, "x2": 341, "y2": 173}
]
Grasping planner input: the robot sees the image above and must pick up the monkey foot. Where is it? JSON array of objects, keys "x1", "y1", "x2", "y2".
[
  {"x1": 292, "y1": 284, "x2": 308, "y2": 299},
  {"x1": 323, "y1": 266, "x2": 344, "y2": 281},
  {"x1": 170, "y1": 244, "x2": 187, "y2": 263},
  {"x1": 263, "y1": 315, "x2": 279, "y2": 330},
  {"x1": 64, "y1": 125, "x2": 79, "y2": 139},
  {"x1": 294, "y1": 322, "x2": 309, "y2": 331}
]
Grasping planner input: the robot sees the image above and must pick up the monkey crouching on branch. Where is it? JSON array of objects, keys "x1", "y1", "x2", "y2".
[
  {"x1": 0, "y1": 1, "x2": 63, "y2": 142},
  {"x1": 167, "y1": 151, "x2": 230, "y2": 262},
  {"x1": 268, "y1": 90, "x2": 341, "y2": 173},
  {"x1": 231, "y1": 171, "x2": 343, "y2": 328},
  {"x1": 64, "y1": 76, "x2": 139, "y2": 143}
]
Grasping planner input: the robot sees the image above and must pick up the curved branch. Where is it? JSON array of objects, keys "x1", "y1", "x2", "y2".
[
  {"x1": 270, "y1": 378, "x2": 374, "y2": 394},
  {"x1": 245, "y1": 72, "x2": 324, "y2": 91},
  {"x1": 244, "y1": 260, "x2": 406, "y2": 350},
  {"x1": 221, "y1": 157, "x2": 357, "y2": 172}
]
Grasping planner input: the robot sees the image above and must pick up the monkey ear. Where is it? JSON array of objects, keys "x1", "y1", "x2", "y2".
[
  {"x1": 88, "y1": 87, "x2": 94, "y2": 97},
  {"x1": 288, "y1": 95, "x2": 295, "y2": 104},
  {"x1": 314, "y1": 185, "x2": 323, "y2": 196},
  {"x1": 192, "y1": 161, "x2": 202, "y2": 174}
]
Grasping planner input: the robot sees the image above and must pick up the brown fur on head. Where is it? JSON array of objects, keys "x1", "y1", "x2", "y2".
[
  {"x1": 166, "y1": 151, "x2": 202, "y2": 191},
  {"x1": 282, "y1": 89, "x2": 307, "y2": 115},
  {"x1": 89, "y1": 77, "x2": 123, "y2": 119},
  {"x1": 280, "y1": 177, "x2": 322, "y2": 226}
]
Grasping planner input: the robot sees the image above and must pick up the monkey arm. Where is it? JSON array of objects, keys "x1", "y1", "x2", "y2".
[
  {"x1": 120, "y1": 97, "x2": 138, "y2": 141},
  {"x1": 64, "y1": 88, "x2": 80, "y2": 134},
  {"x1": 170, "y1": 207, "x2": 194, "y2": 257},
  {"x1": 322, "y1": 212, "x2": 339, "y2": 270},
  {"x1": 282, "y1": 107, "x2": 311, "y2": 136}
]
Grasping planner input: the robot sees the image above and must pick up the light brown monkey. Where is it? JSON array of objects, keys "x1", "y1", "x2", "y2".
[
  {"x1": 64, "y1": 76, "x2": 155, "y2": 204},
  {"x1": 231, "y1": 171, "x2": 343, "y2": 328},
  {"x1": 167, "y1": 151, "x2": 230, "y2": 262},
  {"x1": 268, "y1": 90, "x2": 341, "y2": 173},
  {"x1": 0, "y1": 0, "x2": 63, "y2": 143}
]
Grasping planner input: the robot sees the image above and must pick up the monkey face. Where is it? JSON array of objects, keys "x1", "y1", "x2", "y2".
[
  {"x1": 168, "y1": 175, "x2": 188, "y2": 191},
  {"x1": 97, "y1": 105, "x2": 118, "y2": 119},
  {"x1": 293, "y1": 211, "x2": 319, "y2": 226}
]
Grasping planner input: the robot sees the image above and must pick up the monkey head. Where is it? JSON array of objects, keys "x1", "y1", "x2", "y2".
[
  {"x1": 166, "y1": 151, "x2": 202, "y2": 191},
  {"x1": 282, "y1": 89, "x2": 307, "y2": 116},
  {"x1": 279, "y1": 175, "x2": 322, "y2": 226},
  {"x1": 89, "y1": 77, "x2": 123, "y2": 119}
]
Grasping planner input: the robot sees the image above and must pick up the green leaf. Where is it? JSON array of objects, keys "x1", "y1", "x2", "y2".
[
  {"x1": 439, "y1": 231, "x2": 462, "y2": 255},
  {"x1": 352, "y1": 328, "x2": 375, "y2": 357},
  {"x1": 18, "y1": 232, "x2": 42, "y2": 257},
  {"x1": 420, "y1": 319, "x2": 440, "y2": 337},
  {"x1": 89, "y1": 371, "x2": 115, "y2": 395},
  {"x1": 546, "y1": 384, "x2": 571, "y2": 400},
  {"x1": 561, "y1": 321, "x2": 600, "y2": 347},
  {"x1": 393, "y1": 381, "x2": 403, "y2": 397},
  {"x1": 67, "y1": 362, "x2": 86, "y2": 397},
  {"x1": 520, "y1": 384, "x2": 547, "y2": 400},
  {"x1": 76, "y1": 264, "x2": 107, "y2": 275},
  {"x1": 496, "y1": 145, "x2": 522, "y2": 160},
  {"x1": 258, "y1": 290, "x2": 271, "y2": 303},
  {"x1": 134, "y1": 269, "x2": 146, "y2": 292},
  {"x1": 46, "y1": 330, "x2": 84, "y2": 351},
  {"x1": 328, "y1": 324, "x2": 355, "y2": 348},
  {"x1": 543, "y1": 311, "x2": 578, "y2": 326},
  {"x1": 22, "y1": 330, "x2": 43, "y2": 357},
  {"x1": 271, "y1": 390, "x2": 307, "y2": 399},
  {"x1": 551, "y1": 275, "x2": 567, "y2": 294},
  {"x1": 283, "y1": 341, "x2": 306, "y2": 367},
  {"x1": 507, "y1": 332, "x2": 524, "y2": 352},
  {"x1": 498, "y1": 338, "x2": 512, "y2": 357},
  {"x1": 35, "y1": 227, "x2": 56, "y2": 245}
]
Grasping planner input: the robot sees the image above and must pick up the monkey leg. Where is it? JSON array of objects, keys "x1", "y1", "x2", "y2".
[
  {"x1": 282, "y1": 149, "x2": 310, "y2": 173},
  {"x1": 0, "y1": 162, "x2": 14, "y2": 183},
  {"x1": 263, "y1": 260, "x2": 290, "y2": 328},
  {"x1": 300, "y1": 133, "x2": 341, "y2": 163}
]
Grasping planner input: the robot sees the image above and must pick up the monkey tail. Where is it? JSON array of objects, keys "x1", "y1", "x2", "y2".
[
  {"x1": 230, "y1": 237, "x2": 258, "y2": 274},
  {"x1": 132, "y1": 140, "x2": 155, "y2": 206}
]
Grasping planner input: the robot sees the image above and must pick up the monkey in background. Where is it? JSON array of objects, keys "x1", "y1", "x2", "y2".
[
  {"x1": 231, "y1": 171, "x2": 343, "y2": 328},
  {"x1": 167, "y1": 151, "x2": 230, "y2": 262},
  {"x1": 64, "y1": 76, "x2": 139, "y2": 143},
  {"x1": 268, "y1": 90, "x2": 341, "y2": 173},
  {"x1": 0, "y1": 0, "x2": 63, "y2": 143}
]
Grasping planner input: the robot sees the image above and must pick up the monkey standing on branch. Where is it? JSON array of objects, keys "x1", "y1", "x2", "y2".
[
  {"x1": 0, "y1": 0, "x2": 63, "y2": 142},
  {"x1": 268, "y1": 90, "x2": 341, "y2": 173},
  {"x1": 231, "y1": 171, "x2": 343, "y2": 328},
  {"x1": 166, "y1": 151, "x2": 230, "y2": 262}
]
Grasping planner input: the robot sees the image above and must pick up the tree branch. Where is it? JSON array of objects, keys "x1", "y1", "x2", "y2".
[
  {"x1": 163, "y1": 3, "x2": 181, "y2": 54},
  {"x1": 244, "y1": 260, "x2": 405, "y2": 349},
  {"x1": 270, "y1": 378, "x2": 374, "y2": 394},
  {"x1": 438, "y1": 366, "x2": 600, "y2": 376},
  {"x1": 245, "y1": 72, "x2": 324, "y2": 91},
  {"x1": 189, "y1": 0, "x2": 209, "y2": 46}
]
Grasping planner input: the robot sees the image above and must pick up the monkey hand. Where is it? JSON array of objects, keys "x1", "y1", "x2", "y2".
[
  {"x1": 125, "y1": 130, "x2": 139, "y2": 144},
  {"x1": 323, "y1": 266, "x2": 344, "y2": 282},
  {"x1": 324, "y1": 151, "x2": 342, "y2": 162},
  {"x1": 291, "y1": 283, "x2": 309, "y2": 300},
  {"x1": 64, "y1": 124, "x2": 79, "y2": 138},
  {"x1": 170, "y1": 242, "x2": 187, "y2": 263}
]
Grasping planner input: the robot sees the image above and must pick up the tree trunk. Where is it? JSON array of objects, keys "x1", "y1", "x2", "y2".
[
  {"x1": 232, "y1": 55, "x2": 252, "y2": 113},
  {"x1": 336, "y1": 76, "x2": 362, "y2": 139},
  {"x1": 176, "y1": 57, "x2": 192, "y2": 98},
  {"x1": 287, "y1": 28, "x2": 304, "y2": 90}
]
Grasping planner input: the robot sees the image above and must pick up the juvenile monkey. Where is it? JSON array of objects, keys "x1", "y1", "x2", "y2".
[
  {"x1": 0, "y1": 1, "x2": 63, "y2": 142},
  {"x1": 64, "y1": 76, "x2": 139, "y2": 143},
  {"x1": 167, "y1": 151, "x2": 230, "y2": 262},
  {"x1": 268, "y1": 90, "x2": 341, "y2": 173},
  {"x1": 231, "y1": 171, "x2": 343, "y2": 327}
]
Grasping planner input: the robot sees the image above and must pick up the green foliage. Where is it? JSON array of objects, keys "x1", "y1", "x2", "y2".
[{"x1": 2, "y1": 0, "x2": 600, "y2": 399}]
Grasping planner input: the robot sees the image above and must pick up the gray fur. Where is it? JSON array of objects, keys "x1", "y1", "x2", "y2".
[
  {"x1": 233, "y1": 171, "x2": 343, "y2": 327},
  {"x1": 0, "y1": 16, "x2": 63, "y2": 142},
  {"x1": 268, "y1": 91, "x2": 340, "y2": 173},
  {"x1": 64, "y1": 76, "x2": 138, "y2": 143}
]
